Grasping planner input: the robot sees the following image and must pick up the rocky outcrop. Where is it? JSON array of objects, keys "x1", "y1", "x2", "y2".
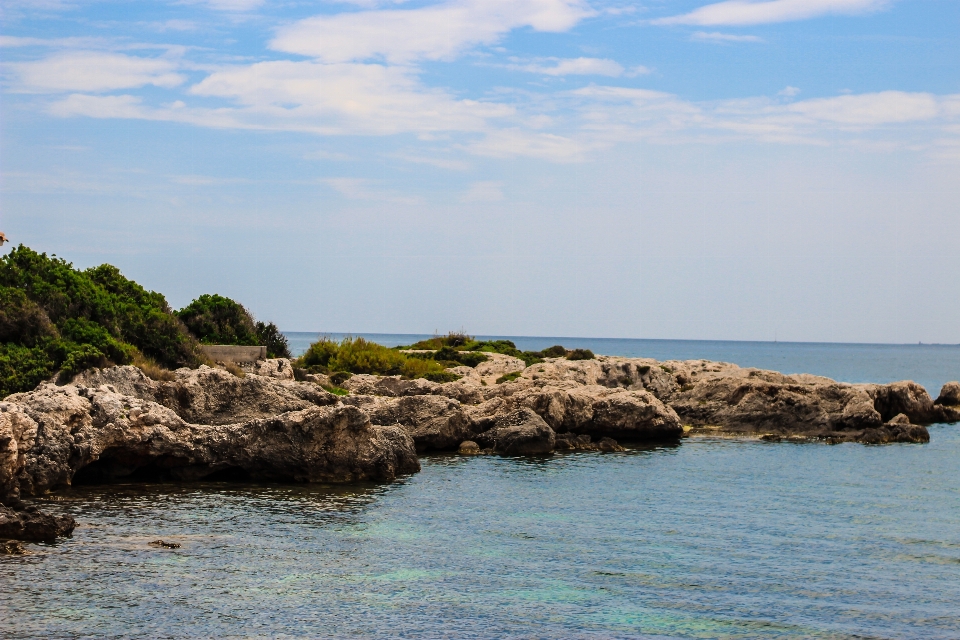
[
  {"x1": 0, "y1": 366, "x2": 421, "y2": 540},
  {"x1": 363, "y1": 395, "x2": 476, "y2": 452},
  {"x1": 0, "y1": 503, "x2": 75, "y2": 542},
  {"x1": 475, "y1": 408, "x2": 556, "y2": 455}
]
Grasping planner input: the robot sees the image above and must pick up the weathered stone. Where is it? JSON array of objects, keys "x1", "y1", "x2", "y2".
[
  {"x1": 366, "y1": 395, "x2": 475, "y2": 452},
  {"x1": 475, "y1": 408, "x2": 555, "y2": 455},
  {"x1": 935, "y1": 382, "x2": 960, "y2": 406},
  {"x1": 554, "y1": 433, "x2": 625, "y2": 452},
  {"x1": 458, "y1": 440, "x2": 480, "y2": 454},
  {"x1": 0, "y1": 504, "x2": 75, "y2": 542}
]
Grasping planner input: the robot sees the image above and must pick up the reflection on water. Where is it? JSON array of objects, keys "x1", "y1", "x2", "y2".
[{"x1": 4, "y1": 430, "x2": 960, "y2": 639}]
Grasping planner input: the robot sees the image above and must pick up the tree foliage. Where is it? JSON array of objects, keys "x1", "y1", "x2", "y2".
[{"x1": 0, "y1": 245, "x2": 204, "y2": 397}]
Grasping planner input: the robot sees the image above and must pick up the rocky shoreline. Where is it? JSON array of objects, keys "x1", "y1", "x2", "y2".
[{"x1": 2, "y1": 352, "x2": 958, "y2": 544}]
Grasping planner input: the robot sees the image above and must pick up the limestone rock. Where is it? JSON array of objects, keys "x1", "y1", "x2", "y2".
[
  {"x1": 365, "y1": 395, "x2": 475, "y2": 452},
  {"x1": 342, "y1": 374, "x2": 443, "y2": 397},
  {"x1": 935, "y1": 381, "x2": 960, "y2": 406},
  {"x1": 2, "y1": 377, "x2": 420, "y2": 506},
  {"x1": 0, "y1": 503, "x2": 75, "y2": 542},
  {"x1": 554, "y1": 433, "x2": 625, "y2": 452},
  {"x1": 458, "y1": 440, "x2": 481, "y2": 454},
  {"x1": 475, "y1": 408, "x2": 555, "y2": 455},
  {"x1": 244, "y1": 358, "x2": 295, "y2": 380},
  {"x1": 73, "y1": 365, "x2": 338, "y2": 426}
]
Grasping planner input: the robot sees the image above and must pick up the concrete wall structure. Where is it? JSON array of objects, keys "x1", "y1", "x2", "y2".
[{"x1": 201, "y1": 345, "x2": 266, "y2": 363}]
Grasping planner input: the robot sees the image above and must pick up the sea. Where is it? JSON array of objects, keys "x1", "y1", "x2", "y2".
[{"x1": 3, "y1": 336, "x2": 959, "y2": 639}]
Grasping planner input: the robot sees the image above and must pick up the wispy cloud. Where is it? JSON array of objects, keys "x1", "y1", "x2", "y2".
[
  {"x1": 653, "y1": 0, "x2": 892, "y2": 27},
  {"x1": 9, "y1": 51, "x2": 184, "y2": 93},
  {"x1": 271, "y1": 0, "x2": 595, "y2": 63},
  {"x1": 691, "y1": 31, "x2": 764, "y2": 43}
]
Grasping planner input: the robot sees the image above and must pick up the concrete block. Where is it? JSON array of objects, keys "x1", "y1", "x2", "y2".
[{"x1": 201, "y1": 345, "x2": 266, "y2": 363}]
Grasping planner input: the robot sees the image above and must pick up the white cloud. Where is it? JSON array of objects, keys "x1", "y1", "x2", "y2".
[
  {"x1": 271, "y1": 0, "x2": 595, "y2": 63},
  {"x1": 653, "y1": 0, "x2": 891, "y2": 26},
  {"x1": 778, "y1": 86, "x2": 801, "y2": 97},
  {"x1": 461, "y1": 180, "x2": 504, "y2": 202},
  {"x1": 786, "y1": 91, "x2": 940, "y2": 126},
  {"x1": 507, "y1": 57, "x2": 625, "y2": 77},
  {"x1": 187, "y1": 61, "x2": 513, "y2": 134},
  {"x1": 10, "y1": 51, "x2": 184, "y2": 93},
  {"x1": 466, "y1": 129, "x2": 589, "y2": 162},
  {"x1": 691, "y1": 31, "x2": 764, "y2": 43}
]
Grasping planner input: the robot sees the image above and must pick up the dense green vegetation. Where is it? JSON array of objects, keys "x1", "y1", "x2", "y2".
[
  {"x1": 176, "y1": 293, "x2": 291, "y2": 358},
  {"x1": 296, "y1": 336, "x2": 456, "y2": 381},
  {"x1": 400, "y1": 333, "x2": 594, "y2": 366},
  {"x1": 0, "y1": 245, "x2": 204, "y2": 397}
]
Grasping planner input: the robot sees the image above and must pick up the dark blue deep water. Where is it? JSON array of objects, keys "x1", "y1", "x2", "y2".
[{"x1": 3, "y1": 339, "x2": 959, "y2": 638}]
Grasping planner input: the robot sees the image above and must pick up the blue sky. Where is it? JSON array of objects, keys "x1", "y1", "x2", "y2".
[{"x1": 1, "y1": 0, "x2": 958, "y2": 343}]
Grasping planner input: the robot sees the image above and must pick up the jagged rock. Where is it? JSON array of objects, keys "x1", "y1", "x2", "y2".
[
  {"x1": 868, "y1": 381, "x2": 938, "y2": 424},
  {"x1": 935, "y1": 382, "x2": 960, "y2": 406},
  {"x1": 0, "y1": 504, "x2": 75, "y2": 542},
  {"x1": 1, "y1": 375, "x2": 420, "y2": 507},
  {"x1": 468, "y1": 383, "x2": 683, "y2": 441},
  {"x1": 73, "y1": 365, "x2": 338, "y2": 426},
  {"x1": 244, "y1": 358, "x2": 295, "y2": 380},
  {"x1": 365, "y1": 395, "x2": 475, "y2": 452},
  {"x1": 475, "y1": 408, "x2": 555, "y2": 455},
  {"x1": 859, "y1": 413, "x2": 930, "y2": 444},
  {"x1": 342, "y1": 375, "x2": 442, "y2": 397}
]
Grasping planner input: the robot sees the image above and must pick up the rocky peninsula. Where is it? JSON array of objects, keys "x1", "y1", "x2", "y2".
[{"x1": 2, "y1": 350, "x2": 958, "y2": 544}]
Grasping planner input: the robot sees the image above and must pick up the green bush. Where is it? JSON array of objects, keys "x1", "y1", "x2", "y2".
[
  {"x1": 567, "y1": 349, "x2": 595, "y2": 361},
  {"x1": 0, "y1": 245, "x2": 204, "y2": 397},
  {"x1": 496, "y1": 371, "x2": 523, "y2": 384},
  {"x1": 329, "y1": 371, "x2": 353, "y2": 386},
  {"x1": 177, "y1": 294, "x2": 258, "y2": 346},
  {"x1": 255, "y1": 321, "x2": 291, "y2": 359},
  {"x1": 541, "y1": 345, "x2": 568, "y2": 358},
  {"x1": 296, "y1": 336, "x2": 448, "y2": 379}
]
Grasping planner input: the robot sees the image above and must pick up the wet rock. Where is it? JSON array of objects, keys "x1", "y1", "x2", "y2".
[
  {"x1": 554, "y1": 433, "x2": 625, "y2": 452},
  {"x1": 475, "y1": 408, "x2": 555, "y2": 455},
  {"x1": 1, "y1": 539, "x2": 27, "y2": 554},
  {"x1": 149, "y1": 539, "x2": 181, "y2": 549},
  {"x1": 366, "y1": 395, "x2": 476, "y2": 452},
  {"x1": 0, "y1": 503, "x2": 75, "y2": 542},
  {"x1": 458, "y1": 440, "x2": 480, "y2": 454}
]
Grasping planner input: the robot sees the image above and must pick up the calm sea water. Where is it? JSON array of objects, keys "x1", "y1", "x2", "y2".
[{"x1": 3, "y1": 339, "x2": 959, "y2": 639}]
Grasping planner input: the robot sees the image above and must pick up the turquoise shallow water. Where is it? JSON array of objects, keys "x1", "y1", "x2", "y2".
[{"x1": 2, "y1": 339, "x2": 959, "y2": 638}]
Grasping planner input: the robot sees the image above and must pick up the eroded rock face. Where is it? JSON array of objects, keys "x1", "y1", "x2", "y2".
[
  {"x1": 364, "y1": 395, "x2": 476, "y2": 452},
  {"x1": 0, "y1": 366, "x2": 421, "y2": 543},
  {"x1": 475, "y1": 408, "x2": 555, "y2": 455},
  {"x1": 74, "y1": 365, "x2": 338, "y2": 426}
]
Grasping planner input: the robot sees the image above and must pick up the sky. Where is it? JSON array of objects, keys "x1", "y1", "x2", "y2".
[{"x1": 1, "y1": 0, "x2": 958, "y2": 343}]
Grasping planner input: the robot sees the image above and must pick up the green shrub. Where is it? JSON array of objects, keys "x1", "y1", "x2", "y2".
[
  {"x1": 322, "y1": 384, "x2": 350, "y2": 396},
  {"x1": 296, "y1": 336, "x2": 447, "y2": 379},
  {"x1": 405, "y1": 332, "x2": 474, "y2": 350},
  {"x1": 567, "y1": 349, "x2": 595, "y2": 361},
  {"x1": 541, "y1": 345, "x2": 568, "y2": 358},
  {"x1": 255, "y1": 321, "x2": 291, "y2": 359},
  {"x1": 177, "y1": 294, "x2": 258, "y2": 346},
  {"x1": 423, "y1": 371, "x2": 462, "y2": 383},
  {"x1": 496, "y1": 371, "x2": 523, "y2": 384},
  {"x1": 329, "y1": 371, "x2": 353, "y2": 386},
  {"x1": 0, "y1": 245, "x2": 204, "y2": 396}
]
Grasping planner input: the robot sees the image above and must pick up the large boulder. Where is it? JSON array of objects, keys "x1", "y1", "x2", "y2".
[
  {"x1": 867, "y1": 381, "x2": 938, "y2": 424},
  {"x1": 475, "y1": 408, "x2": 555, "y2": 455},
  {"x1": 469, "y1": 383, "x2": 683, "y2": 442},
  {"x1": 934, "y1": 382, "x2": 960, "y2": 423},
  {"x1": 364, "y1": 395, "x2": 476, "y2": 452},
  {"x1": 0, "y1": 503, "x2": 75, "y2": 542}
]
